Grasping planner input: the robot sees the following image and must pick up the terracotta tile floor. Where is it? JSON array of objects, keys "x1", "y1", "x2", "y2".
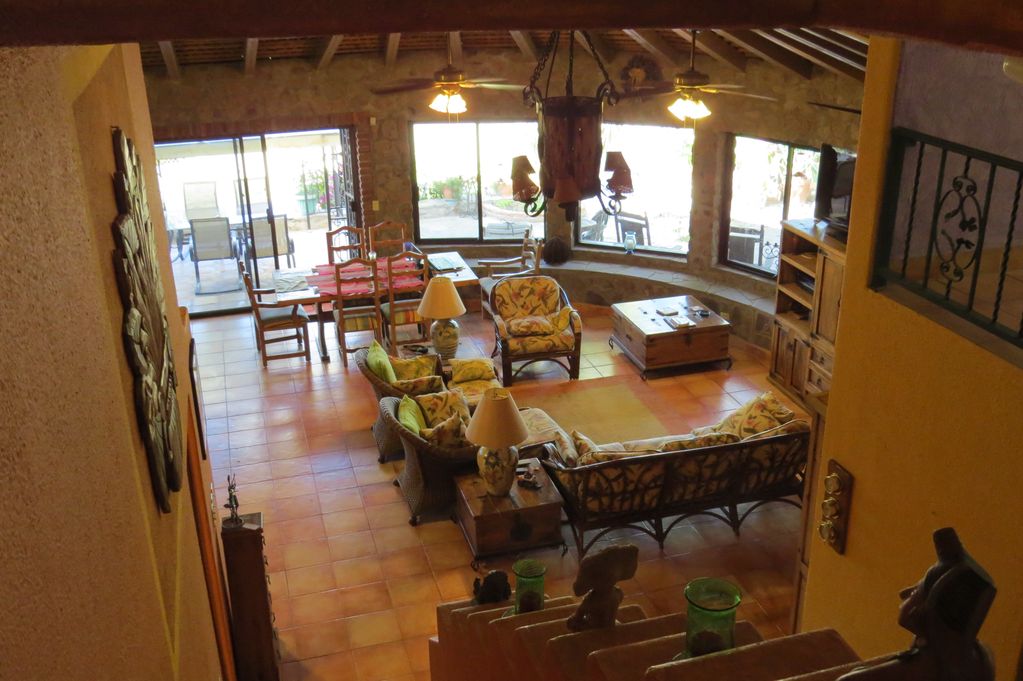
[{"x1": 194, "y1": 304, "x2": 804, "y2": 681}]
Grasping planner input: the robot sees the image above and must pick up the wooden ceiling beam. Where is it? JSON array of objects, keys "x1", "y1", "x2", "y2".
[
  {"x1": 803, "y1": 28, "x2": 869, "y2": 57},
  {"x1": 385, "y1": 32, "x2": 400, "y2": 65},
  {"x1": 509, "y1": 30, "x2": 538, "y2": 60},
  {"x1": 776, "y1": 28, "x2": 867, "y2": 68},
  {"x1": 756, "y1": 29, "x2": 864, "y2": 82},
  {"x1": 447, "y1": 31, "x2": 462, "y2": 64},
  {"x1": 156, "y1": 40, "x2": 180, "y2": 79},
  {"x1": 671, "y1": 28, "x2": 746, "y2": 72},
  {"x1": 716, "y1": 29, "x2": 813, "y2": 79},
  {"x1": 575, "y1": 31, "x2": 616, "y2": 66},
  {"x1": 316, "y1": 34, "x2": 343, "y2": 70},
  {"x1": 622, "y1": 29, "x2": 680, "y2": 69},
  {"x1": 4, "y1": 1, "x2": 1023, "y2": 57},
  {"x1": 243, "y1": 38, "x2": 258, "y2": 74}
]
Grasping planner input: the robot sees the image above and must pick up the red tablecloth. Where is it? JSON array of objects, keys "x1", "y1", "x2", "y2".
[{"x1": 307, "y1": 260, "x2": 422, "y2": 298}]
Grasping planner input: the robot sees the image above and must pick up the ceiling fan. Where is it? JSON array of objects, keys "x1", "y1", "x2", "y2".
[
  {"x1": 621, "y1": 30, "x2": 778, "y2": 120},
  {"x1": 370, "y1": 44, "x2": 523, "y2": 115}
]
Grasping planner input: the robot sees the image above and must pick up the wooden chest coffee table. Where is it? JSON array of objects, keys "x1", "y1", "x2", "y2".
[
  {"x1": 610, "y1": 295, "x2": 731, "y2": 378},
  {"x1": 454, "y1": 458, "x2": 565, "y2": 568}
]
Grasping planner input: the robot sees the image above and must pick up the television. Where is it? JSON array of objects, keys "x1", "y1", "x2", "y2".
[{"x1": 814, "y1": 144, "x2": 856, "y2": 241}]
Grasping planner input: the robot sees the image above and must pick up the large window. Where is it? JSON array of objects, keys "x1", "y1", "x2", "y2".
[
  {"x1": 721, "y1": 135, "x2": 820, "y2": 276},
  {"x1": 412, "y1": 121, "x2": 543, "y2": 242},
  {"x1": 578, "y1": 123, "x2": 695, "y2": 254}
]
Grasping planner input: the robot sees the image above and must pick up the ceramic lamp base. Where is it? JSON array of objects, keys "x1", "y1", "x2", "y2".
[
  {"x1": 476, "y1": 446, "x2": 518, "y2": 496},
  {"x1": 430, "y1": 318, "x2": 460, "y2": 360}
]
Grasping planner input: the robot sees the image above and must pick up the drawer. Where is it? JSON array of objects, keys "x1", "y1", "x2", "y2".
[
  {"x1": 810, "y1": 344, "x2": 835, "y2": 376},
  {"x1": 805, "y1": 363, "x2": 832, "y2": 394},
  {"x1": 647, "y1": 329, "x2": 729, "y2": 366}
]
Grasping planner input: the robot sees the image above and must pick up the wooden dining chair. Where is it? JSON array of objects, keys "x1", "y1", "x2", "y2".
[
  {"x1": 368, "y1": 221, "x2": 410, "y2": 259},
  {"x1": 326, "y1": 225, "x2": 365, "y2": 263},
  {"x1": 332, "y1": 258, "x2": 384, "y2": 366},
  {"x1": 380, "y1": 250, "x2": 430, "y2": 352},
  {"x1": 237, "y1": 261, "x2": 311, "y2": 367}
]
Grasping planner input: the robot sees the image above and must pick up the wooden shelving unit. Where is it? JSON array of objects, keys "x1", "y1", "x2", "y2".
[{"x1": 769, "y1": 219, "x2": 846, "y2": 404}]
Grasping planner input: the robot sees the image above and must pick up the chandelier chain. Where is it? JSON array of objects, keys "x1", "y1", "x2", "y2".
[
  {"x1": 524, "y1": 30, "x2": 560, "y2": 105},
  {"x1": 581, "y1": 30, "x2": 619, "y2": 103}
]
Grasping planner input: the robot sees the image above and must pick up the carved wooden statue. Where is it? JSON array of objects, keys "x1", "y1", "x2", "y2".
[
  {"x1": 838, "y1": 527, "x2": 995, "y2": 681},
  {"x1": 567, "y1": 543, "x2": 639, "y2": 631}
]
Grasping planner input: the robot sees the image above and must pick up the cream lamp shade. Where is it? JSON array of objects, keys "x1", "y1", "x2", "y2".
[
  {"x1": 466, "y1": 388, "x2": 529, "y2": 450},
  {"x1": 417, "y1": 276, "x2": 466, "y2": 319}
]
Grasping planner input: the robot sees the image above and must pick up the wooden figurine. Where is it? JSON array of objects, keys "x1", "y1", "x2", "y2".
[
  {"x1": 838, "y1": 527, "x2": 995, "y2": 681},
  {"x1": 566, "y1": 544, "x2": 639, "y2": 631}
]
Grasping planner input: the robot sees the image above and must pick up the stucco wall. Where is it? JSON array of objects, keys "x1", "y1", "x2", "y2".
[
  {"x1": 143, "y1": 46, "x2": 861, "y2": 292},
  {"x1": 0, "y1": 45, "x2": 220, "y2": 680},
  {"x1": 802, "y1": 39, "x2": 1023, "y2": 678}
]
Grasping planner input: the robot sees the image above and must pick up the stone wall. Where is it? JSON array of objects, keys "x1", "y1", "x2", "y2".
[{"x1": 145, "y1": 44, "x2": 862, "y2": 295}]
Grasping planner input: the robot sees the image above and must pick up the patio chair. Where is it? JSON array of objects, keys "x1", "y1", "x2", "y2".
[
  {"x1": 477, "y1": 229, "x2": 543, "y2": 318},
  {"x1": 249, "y1": 214, "x2": 296, "y2": 268},
  {"x1": 189, "y1": 217, "x2": 237, "y2": 291},
  {"x1": 490, "y1": 274, "x2": 582, "y2": 386},
  {"x1": 614, "y1": 211, "x2": 651, "y2": 246},
  {"x1": 332, "y1": 258, "x2": 384, "y2": 367},
  {"x1": 380, "y1": 250, "x2": 430, "y2": 352},
  {"x1": 238, "y1": 261, "x2": 311, "y2": 367},
  {"x1": 368, "y1": 221, "x2": 410, "y2": 258},
  {"x1": 580, "y1": 211, "x2": 609, "y2": 242},
  {"x1": 326, "y1": 225, "x2": 365, "y2": 263}
]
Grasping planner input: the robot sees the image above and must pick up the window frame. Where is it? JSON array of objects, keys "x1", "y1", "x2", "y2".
[
  {"x1": 409, "y1": 119, "x2": 543, "y2": 245},
  {"x1": 573, "y1": 123, "x2": 694, "y2": 257},
  {"x1": 718, "y1": 133, "x2": 821, "y2": 279}
]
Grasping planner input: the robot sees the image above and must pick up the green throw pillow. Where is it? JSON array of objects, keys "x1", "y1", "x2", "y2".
[
  {"x1": 398, "y1": 395, "x2": 427, "y2": 435},
  {"x1": 366, "y1": 340, "x2": 397, "y2": 383}
]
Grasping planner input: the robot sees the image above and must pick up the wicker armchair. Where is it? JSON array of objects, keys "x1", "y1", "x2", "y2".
[
  {"x1": 380, "y1": 396, "x2": 477, "y2": 526},
  {"x1": 353, "y1": 348, "x2": 443, "y2": 462}
]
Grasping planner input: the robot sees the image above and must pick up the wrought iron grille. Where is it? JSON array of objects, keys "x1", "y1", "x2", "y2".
[{"x1": 873, "y1": 127, "x2": 1023, "y2": 348}]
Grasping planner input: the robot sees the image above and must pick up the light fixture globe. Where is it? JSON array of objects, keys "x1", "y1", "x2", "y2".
[
  {"x1": 668, "y1": 94, "x2": 711, "y2": 121},
  {"x1": 429, "y1": 90, "x2": 467, "y2": 114}
]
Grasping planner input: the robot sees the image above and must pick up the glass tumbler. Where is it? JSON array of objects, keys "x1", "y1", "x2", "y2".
[
  {"x1": 623, "y1": 231, "x2": 638, "y2": 254},
  {"x1": 684, "y1": 577, "x2": 742, "y2": 657},
  {"x1": 512, "y1": 559, "x2": 546, "y2": 614}
]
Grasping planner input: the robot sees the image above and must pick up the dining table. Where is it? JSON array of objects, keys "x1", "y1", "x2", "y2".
[{"x1": 271, "y1": 251, "x2": 479, "y2": 362}]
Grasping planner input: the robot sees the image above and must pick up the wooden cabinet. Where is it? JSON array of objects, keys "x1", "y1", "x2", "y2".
[
  {"x1": 770, "y1": 220, "x2": 845, "y2": 405},
  {"x1": 222, "y1": 512, "x2": 280, "y2": 681}
]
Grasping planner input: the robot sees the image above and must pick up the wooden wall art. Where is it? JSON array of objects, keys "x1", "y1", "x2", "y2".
[{"x1": 111, "y1": 128, "x2": 184, "y2": 513}]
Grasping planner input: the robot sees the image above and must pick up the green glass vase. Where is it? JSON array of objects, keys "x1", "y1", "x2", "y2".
[
  {"x1": 683, "y1": 577, "x2": 742, "y2": 657},
  {"x1": 513, "y1": 559, "x2": 546, "y2": 614}
]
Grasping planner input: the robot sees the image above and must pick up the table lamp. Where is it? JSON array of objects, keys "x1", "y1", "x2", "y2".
[
  {"x1": 417, "y1": 275, "x2": 466, "y2": 360},
  {"x1": 466, "y1": 388, "x2": 529, "y2": 496}
]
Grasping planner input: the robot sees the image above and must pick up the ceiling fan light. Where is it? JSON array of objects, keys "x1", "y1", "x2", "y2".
[
  {"x1": 668, "y1": 95, "x2": 711, "y2": 121},
  {"x1": 429, "y1": 91, "x2": 468, "y2": 114}
]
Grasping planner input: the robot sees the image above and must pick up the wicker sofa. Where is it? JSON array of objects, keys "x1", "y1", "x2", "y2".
[{"x1": 542, "y1": 429, "x2": 809, "y2": 556}]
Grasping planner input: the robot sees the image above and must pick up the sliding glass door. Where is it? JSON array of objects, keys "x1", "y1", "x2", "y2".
[{"x1": 155, "y1": 127, "x2": 358, "y2": 315}]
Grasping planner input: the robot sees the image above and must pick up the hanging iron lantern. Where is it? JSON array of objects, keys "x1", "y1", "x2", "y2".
[{"x1": 514, "y1": 31, "x2": 627, "y2": 222}]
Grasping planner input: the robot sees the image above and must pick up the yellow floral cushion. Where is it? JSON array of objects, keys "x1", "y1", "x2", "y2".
[
  {"x1": 448, "y1": 378, "x2": 501, "y2": 407},
  {"x1": 506, "y1": 327, "x2": 576, "y2": 355},
  {"x1": 549, "y1": 306, "x2": 577, "y2": 332},
  {"x1": 391, "y1": 375, "x2": 445, "y2": 396},
  {"x1": 507, "y1": 315, "x2": 556, "y2": 336},
  {"x1": 655, "y1": 431, "x2": 741, "y2": 452},
  {"x1": 449, "y1": 358, "x2": 498, "y2": 383},
  {"x1": 420, "y1": 411, "x2": 469, "y2": 448},
  {"x1": 692, "y1": 391, "x2": 795, "y2": 439},
  {"x1": 414, "y1": 389, "x2": 470, "y2": 427},
  {"x1": 492, "y1": 276, "x2": 562, "y2": 318},
  {"x1": 742, "y1": 419, "x2": 810, "y2": 441},
  {"x1": 390, "y1": 354, "x2": 437, "y2": 381}
]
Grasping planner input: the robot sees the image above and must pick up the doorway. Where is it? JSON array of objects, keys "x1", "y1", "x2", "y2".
[{"x1": 155, "y1": 127, "x2": 359, "y2": 315}]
